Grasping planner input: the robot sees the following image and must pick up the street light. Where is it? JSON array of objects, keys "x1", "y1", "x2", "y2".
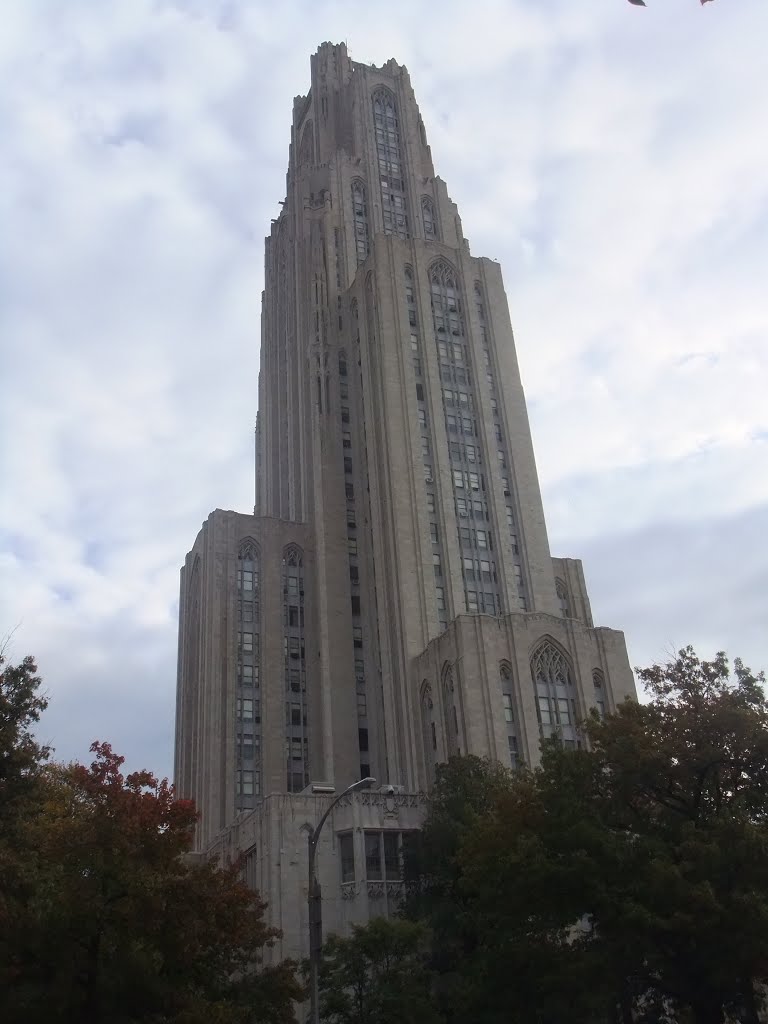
[{"x1": 307, "y1": 776, "x2": 376, "y2": 1024}]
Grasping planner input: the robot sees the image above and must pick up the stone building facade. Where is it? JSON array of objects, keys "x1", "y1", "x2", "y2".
[{"x1": 174, "y1": 41, "x2": 636, "y2": 963}]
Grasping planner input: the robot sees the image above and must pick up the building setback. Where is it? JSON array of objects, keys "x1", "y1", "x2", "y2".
[{"x1": 174, "y1": 41, "x2": 636, "y2": 964}]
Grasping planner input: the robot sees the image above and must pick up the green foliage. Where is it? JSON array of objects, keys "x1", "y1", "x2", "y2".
[
  {"x1": 406, "y1": 649, "x2": 768, "y2": 1024},
  {"x1": 0, "y1": 652, "x2": 49, "y2": 837},
  {"x1": 317, "y1": 917, "x2": 441, "y2": 1024}
]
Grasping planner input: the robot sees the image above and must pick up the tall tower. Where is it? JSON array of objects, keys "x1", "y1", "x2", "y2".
[{"x1": 175, "y1": 43, "x2": 635, "y2": 960}]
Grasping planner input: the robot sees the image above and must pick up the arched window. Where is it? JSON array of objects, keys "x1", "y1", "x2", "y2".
[
  {"x1": 429, "y1": 259, "x2": 463, "y2": 341},
  {"x1": 592, "y1": 669, "x2": 606, "y2": 718},
  {"x1": 530, "y1": 639, "x2": 578, "y2": 747},
  {"x1": 339, "y1": 350, "x2": 348, "y2": 378},
  {"x1": 283, "y1": 544, "x2": 308, "y2": 792},
  {"x1": 556, "y1": 578, "x2": 572, "y2": 618},
  {"x1": 421, "y1": 196, "x2": 438, "y2": 241},
  {"x1": 351, "y1": 179, "x2": 369, "y2": 263},
  {"x1": 372, "y1": 88, "x2": 409, "y2": 240},
  {"x1": 500, "y1": 662, "x2": 519, "y2": 767},
  {"x1": 237, "y1": 539, "x2": 260, "y2": 593}
]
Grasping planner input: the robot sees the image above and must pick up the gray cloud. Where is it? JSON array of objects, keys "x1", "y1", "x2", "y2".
[{"x1": 1, "y1": 0, "x2": 766, "y2": 776}]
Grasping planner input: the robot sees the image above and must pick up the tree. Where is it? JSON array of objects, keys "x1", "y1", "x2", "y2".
[
  {"x1": 2, "y1": 740, "x2": 302, "y2": 1023},
  {"x1": 450, "y1": 648, "x2": 768, "y2": 1024},
  {"x1": 402, "y1": 756, "x2": 532, "y2": 1023},
  {"x1": 317, "y1": 917, "x2": 441, "y2": 1024},
  {"x1": 0, "y1": 651, "x2": 49, "y2": 839},
  {"x1": 586, "y1": 648, "x2": 768, "y2": 1023},
  {"x1": 0, "y1": 652, "x2": 51, "y2": 989}
]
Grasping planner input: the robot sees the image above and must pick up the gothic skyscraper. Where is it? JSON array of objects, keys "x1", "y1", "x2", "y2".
[{"x1": 175, "y1": 42, "x2": 635, "y2": 961}]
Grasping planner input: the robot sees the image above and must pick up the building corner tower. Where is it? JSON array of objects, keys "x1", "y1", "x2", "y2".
[{"x1": 174, "y1": 42, "x2": 636, "y2": 962}]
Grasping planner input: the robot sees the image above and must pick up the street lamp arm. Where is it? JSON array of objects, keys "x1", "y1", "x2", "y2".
[
  {"x1": 308, "y1": 776, "x2": 376, "y2": 872},
  {"x1": 307, "y1": 775, "x2": 375, "y2": 1024}
]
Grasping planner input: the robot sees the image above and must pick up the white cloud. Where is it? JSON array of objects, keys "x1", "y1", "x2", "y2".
[{"x1": 1, "y1": 0, "x2": 766, "y2": 777}]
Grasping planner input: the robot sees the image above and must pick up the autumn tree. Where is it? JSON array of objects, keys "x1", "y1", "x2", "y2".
[
  {"x1": 1, "y1": 738, "x2": 302, "y2": 1023},
  {"x1": 317, "y1": 917, "x2": 441, "y2": 1024}
]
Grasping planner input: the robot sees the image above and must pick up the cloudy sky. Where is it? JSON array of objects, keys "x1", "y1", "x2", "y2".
[{"x1": 1, "y1": 0, "x2": 766, "y2": 780}]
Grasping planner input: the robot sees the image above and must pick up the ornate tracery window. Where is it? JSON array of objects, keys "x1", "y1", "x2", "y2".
[
  {"x1": 351, "y1": 179, "x2": 369, "y2": 263},
  {"x1": 236, "y1": 540, "x2": 261, "y2": 806},
  {"x1": 531, "y1": 639, "x2": 579, "y2": 747},
  {"x1": 372, "y1": 88, "x2": 409, "y2": 240},
  {"x1": 283, "y1": 544, "x2": 309, "y2": 792}
]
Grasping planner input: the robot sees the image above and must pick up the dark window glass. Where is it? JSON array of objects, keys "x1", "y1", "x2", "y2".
[
  {"x1": 365, "y1": 832, "x2": 382, "y2": 880},
  {"x1": 340, "y1": 833, "x2": 355, "y2": 882},
  {"x1": 384, "y1": 832, "x2": 400, "y2": 879}
]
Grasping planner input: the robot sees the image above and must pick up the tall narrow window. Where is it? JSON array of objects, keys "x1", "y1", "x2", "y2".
[
  {"x1": 500, "y1": 663, "x2": 519, "y2": 768},
  {"x1": 421, "y1": 196, "x2": 438, "y2": 240},
  {"x1": 373, "y1": 88, "x2": 409, "y2": 240},
  {"x1": 236, "y1": 539, "x2": 261, "y2": 811},
  {"x1": 593, "y1": 668, "x2": 606, "y2": 718},
  {"x1": 283, "y1": 545, "x2": 309, "y2": 792},
  {"x1": 351, "y1": 180, "x2": 369, "y2": 263}
]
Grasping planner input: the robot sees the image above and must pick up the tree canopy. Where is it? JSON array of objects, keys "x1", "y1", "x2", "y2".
[
  {"x1": 0, "y1": 655, "x2": 302, "y2": 1024},
  {"x1": 317, "y1": 917, "x2": 440, "y2": 1024},
  {"x1": 403, "y1": 648, "x2": 768, "y2": 1024}
]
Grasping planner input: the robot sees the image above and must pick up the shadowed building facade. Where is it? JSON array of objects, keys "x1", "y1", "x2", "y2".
[{"x1": 174, "y1": 41, "x2": 636, "y2": 963}]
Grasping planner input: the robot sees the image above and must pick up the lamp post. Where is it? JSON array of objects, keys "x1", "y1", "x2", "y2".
[{"x1": 307, "y1": 776, "x2": 376, "y2": 1024}]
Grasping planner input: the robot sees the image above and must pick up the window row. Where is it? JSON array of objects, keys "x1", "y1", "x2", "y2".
[
  {"x1": 236, "y1": 697, "x2": 261, "y2": 722},
  {"x1": 452, "y1": 469, "x2": 484, "y2": 492},
  {"x1": 458, "y1": 525, "x2": 492, "y2": 549},
  {"x1": 284, "y1": 637, "x2": 306, "y2": 660},
  {"x1": 237, "y1": 631, "x2": 259, "y2": 654},
  {"x1": 442, "y1": 387, "x2": 474, "y2": 410},
  {"x1": 236, "y1": 769, "x2": 260, "y2": 796},
  {"x1": 462, "y1": 556, "x2": 497, "y2": 582},
  {"x1": 449, "y1": 440, "x2": 481, "y2": 464},
  {"x1": 465, "y1": 589, "x2": 500, "y2": 615},
  {"x1": 239, "y1": 600, "x2": 259, "y2": 623},
  {"x1": 237, "y1": 732, "x2": 260, "y2": 761},
  {"x1": 237, "y1": 568, "x2": 259, "y2": 592},
  {"x1": 456, "y1": 496, "x2": 489, "y2": 520},
  {"x1": 446, "y1": 413, "x2": 476, "y2": 436},
  {"x1": 338, "y1": 829, "x2": 417, "y2": 884},
  {"x1": 237, "y1": 663, "x2": 259, "y2": 685}
]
